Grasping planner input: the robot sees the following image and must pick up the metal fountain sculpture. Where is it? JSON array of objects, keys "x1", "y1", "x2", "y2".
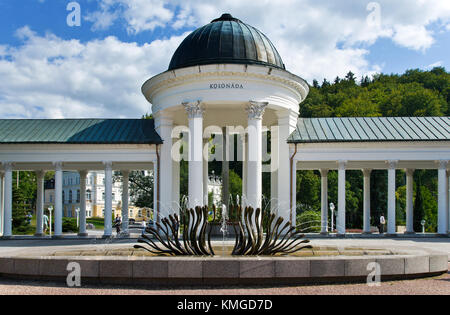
[{"x1": 135, "y1": 205, "x2": 312, "y2": 256}]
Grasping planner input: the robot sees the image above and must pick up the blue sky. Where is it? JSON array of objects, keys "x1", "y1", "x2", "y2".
[{"x1": 0, "y1": 0, "x2": 449, "y2": 119}]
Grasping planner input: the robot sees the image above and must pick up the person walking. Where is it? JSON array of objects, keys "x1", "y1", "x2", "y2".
[
  {"x1": 113, "y1": 215, "x2": 122, "y2": 234},
  {"x1": 43, "y1": 212, "x2": 49, "y2": 234},
  {"x1": 379, "y1": 213, "x2": 386, "y2": 234}
]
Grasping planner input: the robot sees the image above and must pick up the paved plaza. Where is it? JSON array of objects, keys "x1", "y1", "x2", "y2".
[{"x1": 0, "y1": 237, "x2": 448, "y2": 295}]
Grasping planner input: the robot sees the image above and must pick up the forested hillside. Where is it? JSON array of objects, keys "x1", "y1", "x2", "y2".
[{"x1": 295, "y1": 67, "x2": 449, "y2": 232}]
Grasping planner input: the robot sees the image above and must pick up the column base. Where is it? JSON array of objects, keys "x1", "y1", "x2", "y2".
[
  {"x1": 1, "y1": 236, "x2": 13, "y2": 240},
  {"x1": 102, "y1": 234, "x2": 113, "y2": 239},
  {"x1": 336, "y1": 234, "x2": 346, "y2": 238},
  {"x1": 77, "y1": 233, "x2": 89, "y2": 237},
  {"x1": 320, "y1": 232, "x2": 329, "y2": 236}
]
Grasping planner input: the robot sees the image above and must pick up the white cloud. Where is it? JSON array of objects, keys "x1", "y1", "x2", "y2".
[
  {"x1": 426, "y1": 61, "x2": 443, "y2": 69},
  {"x1": 0, "y1": 27, "x2": 187, "y2": 119},
  {"x1": 3, "y1": 1, "x2": 450, "y2": 119},
  {"x1": 84, "y1": 0, "x2": 450, "y2": 82}
]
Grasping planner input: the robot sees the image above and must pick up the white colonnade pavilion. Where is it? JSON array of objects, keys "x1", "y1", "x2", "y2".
[{"x1": 1, "y1": 14, "x2": 449, "y2": 238}]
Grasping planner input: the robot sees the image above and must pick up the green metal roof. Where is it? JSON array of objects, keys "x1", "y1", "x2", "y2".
[
  {"x1": 0, "y1": 119, "x2": 163, "y2": 144},
  {"x1": 287, "y1": 117, "x2": 450, "y2": 143}
]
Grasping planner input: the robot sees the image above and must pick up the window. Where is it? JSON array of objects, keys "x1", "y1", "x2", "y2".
[
  {"x1": 69, "y1": 190, "x2": 73, "y2": 203},
  {"x1": 62, "y1": 191, "x2": 65, "y2": 204},
  {"x1": 86, "y1": 190, "x2": 92, "y2": 202},
  {"x1": 76, "y1": 190, "x2": 80, "y2": 203}
]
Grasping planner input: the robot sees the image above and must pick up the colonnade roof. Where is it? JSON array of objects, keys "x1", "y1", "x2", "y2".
[
  {"x1": 288, "y1": 117, "x2": 450, "y2": 144},
  {"x1": 0, "y1": 119, "x2": 162, "y2": 144}
]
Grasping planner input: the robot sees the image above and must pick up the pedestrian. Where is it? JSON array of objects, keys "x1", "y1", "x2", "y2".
[
  {"x1": 114, "y1": 215, "x2": 121, "y2": 234},
  {"x1": 43, "y1": 212, "x2": 49, "y2": 233},
  {"x1": 379, "y1": 213, "x2": 386, "y2": 234}
]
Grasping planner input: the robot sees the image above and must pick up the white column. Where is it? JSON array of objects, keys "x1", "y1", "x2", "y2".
[
  {"x1": 337, "y1": 160, "x2": 347, "y2": 235},
  {"x1": 203, "y1": 138, "x2": 209, "y2": 206},
  {"x1": 320, "y1": 169, "x2": 329, "y2": 234},
  {"x1": 153, "y1": 161, "x2": 159, "y2": 225},
  {"x1": 242, "y1": 134, "x2": 248, "y2": 208},
  {"x1": 78, "y1": 170, "x2": 88, "y2": 236},
  {"x1": 387, "y1": 160, "x2": 398, "y2": 235},
  {"x1": 246, "y1": 101, "x2": 268, "y2": 210},
  {"x1": 447, "y1": 170, "x2": 450, "y2": 234},
  {"x1": 437, "y1": 161, "x2": 449, "y2": 235},
  {"x1": 222, "y1": 127, "x2": 230, "y2": 208},
  {"x1": 154, "y1": 113, "x2": 174, "y2": 218},
  {"x1": 35, "y1": 171, "x2": 45, "y2": 236},
  {"x1": 291, "y1": 157, "x2": 297, "y2": 226},
  {"x1": 2, "y1": 163, "x2": 13, "y2": 237},
  {"x1": 274, "y1": 111, "x2": 298, "y2": 223},
  {"x1": 362, "y1": 169, "x2": 372, "y2": 234},
  {"x1": 0, "y1": 172, "x2": 3, "y2": 236},
  {"x1": 103, "y1": 161, "x2": 113, "y2": 237},
  {"x1": 172, "y1": 158, "x2": 180, "y2": 212},
  {"x1": 405, "y1": 169, "x2": 415, "y2": 234},
  {"x1": 184, "y1": 101, "x2": 204, "y2": 209},
  {"x1": 270, "y1": 126, "x2": 279, "y2": 215},
  {"x1": 53, "y1": 162, "x2": 63, "y2": 237},
  {"x1": 121, "y1": 170, "x2": 129, "y2": 236}
]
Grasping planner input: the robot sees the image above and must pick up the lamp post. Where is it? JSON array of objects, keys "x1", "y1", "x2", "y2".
[
  {"x1": 48, "y1": 205, "x2": 53, "y2": 237},
  {"x1": 421, "y1": 220, "x2": 426, "y2": 234},
  {"x1": 75, "y1": 207, "x2": 80, "y2": 228},
  {"x1": 329, "y1": 202, "x2": 335, "y2": 233}
]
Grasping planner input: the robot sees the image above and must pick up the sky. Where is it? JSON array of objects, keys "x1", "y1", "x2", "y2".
[{"x1": 0, "y1": 0, "x2": 449, "y2": 119}]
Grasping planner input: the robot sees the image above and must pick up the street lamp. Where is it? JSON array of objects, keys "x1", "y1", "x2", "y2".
[
  {"x1": 75, "y1": 207, "x2": 80, "y2": 228},
  {"x1": 421, "y1": 220, "x2": 426, "y2": 234},
  {"x1": 329, "y1": 202, "x2": 335, "y2": 233},
  {"x1": 48, "y1": 205, "x2": 53, "y2": 237}
]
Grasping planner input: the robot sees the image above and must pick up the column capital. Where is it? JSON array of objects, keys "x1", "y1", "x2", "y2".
[
  {"x1": 2, "y1": 161, "x2": 14, "y2": 172},
  {"x1": 183, "y1": 100, "x2": 204, "y2": 119},
  {"x1": 362, "y1": 169, "x2": 372, "y2": 177},
  {"x1": 52, "y1": 161, "x2": 63, "y2": 171},
  {"x1": 103, "y1": 161, "x2": 113, "y2": 170},
  {"x1": 337, "y1": 160, "x2": 347, "y2": 170},
  {"x1": 320, "y1": 169, "x2": 329, "y2": 177},
  {"x1": 386, "y1": 160, "x2": 399, "y2": 169},
  {"x1": 405, "y1": 169, "x2": 415, "y2": 177},
  {"x1": 36, "y1": 170, "x2": 46, "y2": 179},
  {"x1": 79, "y1": 170, "x2": 88, "y2": 178},
  {"x1": 436, "y1": 160, "x2": 449, "y2": 169},
  {"x1": 121, "y1": 170, "x2": 130, "y2": 177},
  {"x1": 246, "y1": 101, "x2": 268, "y2": 120}
]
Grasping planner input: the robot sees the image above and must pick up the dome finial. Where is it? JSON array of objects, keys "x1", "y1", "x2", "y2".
[{"x1": 211, "y1": 13, "x2": 241, "y2": 23}]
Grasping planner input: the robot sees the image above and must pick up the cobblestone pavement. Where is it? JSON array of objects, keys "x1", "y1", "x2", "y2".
[{"x1": 0, "y1": 267, "x2": 448, "y2": 295}]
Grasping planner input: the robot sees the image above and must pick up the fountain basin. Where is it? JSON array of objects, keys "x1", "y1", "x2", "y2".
[{"x1": 0, "y1": 246, "x2": 446, "y2": 286}]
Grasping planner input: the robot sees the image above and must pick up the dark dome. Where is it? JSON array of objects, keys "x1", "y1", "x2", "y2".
[{"x1": 168, "y1": 14, "x2": 285, "y2": 71}]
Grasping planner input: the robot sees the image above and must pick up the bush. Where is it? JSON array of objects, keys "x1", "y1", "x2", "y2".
[
  {"x1": 296, "y1": 210, "x2": 322, "y2": 233},
  {"x1": 62, "y1": 218, "x2": 78, "y2": 233}
]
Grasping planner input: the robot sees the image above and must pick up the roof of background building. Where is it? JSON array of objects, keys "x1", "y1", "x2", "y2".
[
  {"x1": 0, "y1": 119, "x2": 163, "y2": 144},
  {"x1": 287, "y1": 117, "x2": 450, "y2": 143},
  {"x1": 168, "y1": 13, "x2": 285, "y2": 71}
]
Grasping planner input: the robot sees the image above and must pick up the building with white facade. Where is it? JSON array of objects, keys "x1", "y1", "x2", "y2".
[
  {"x1": 0, "y1": 14, "x2": 449, "y2": 238},
  {"x1": 44, "y1": 171, "x2": 147, "y2": 220}
]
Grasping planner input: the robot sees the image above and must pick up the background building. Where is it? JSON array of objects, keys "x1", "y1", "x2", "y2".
[{"x1": 44, "y1": 171, "x2": 150, "y2": 221}]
